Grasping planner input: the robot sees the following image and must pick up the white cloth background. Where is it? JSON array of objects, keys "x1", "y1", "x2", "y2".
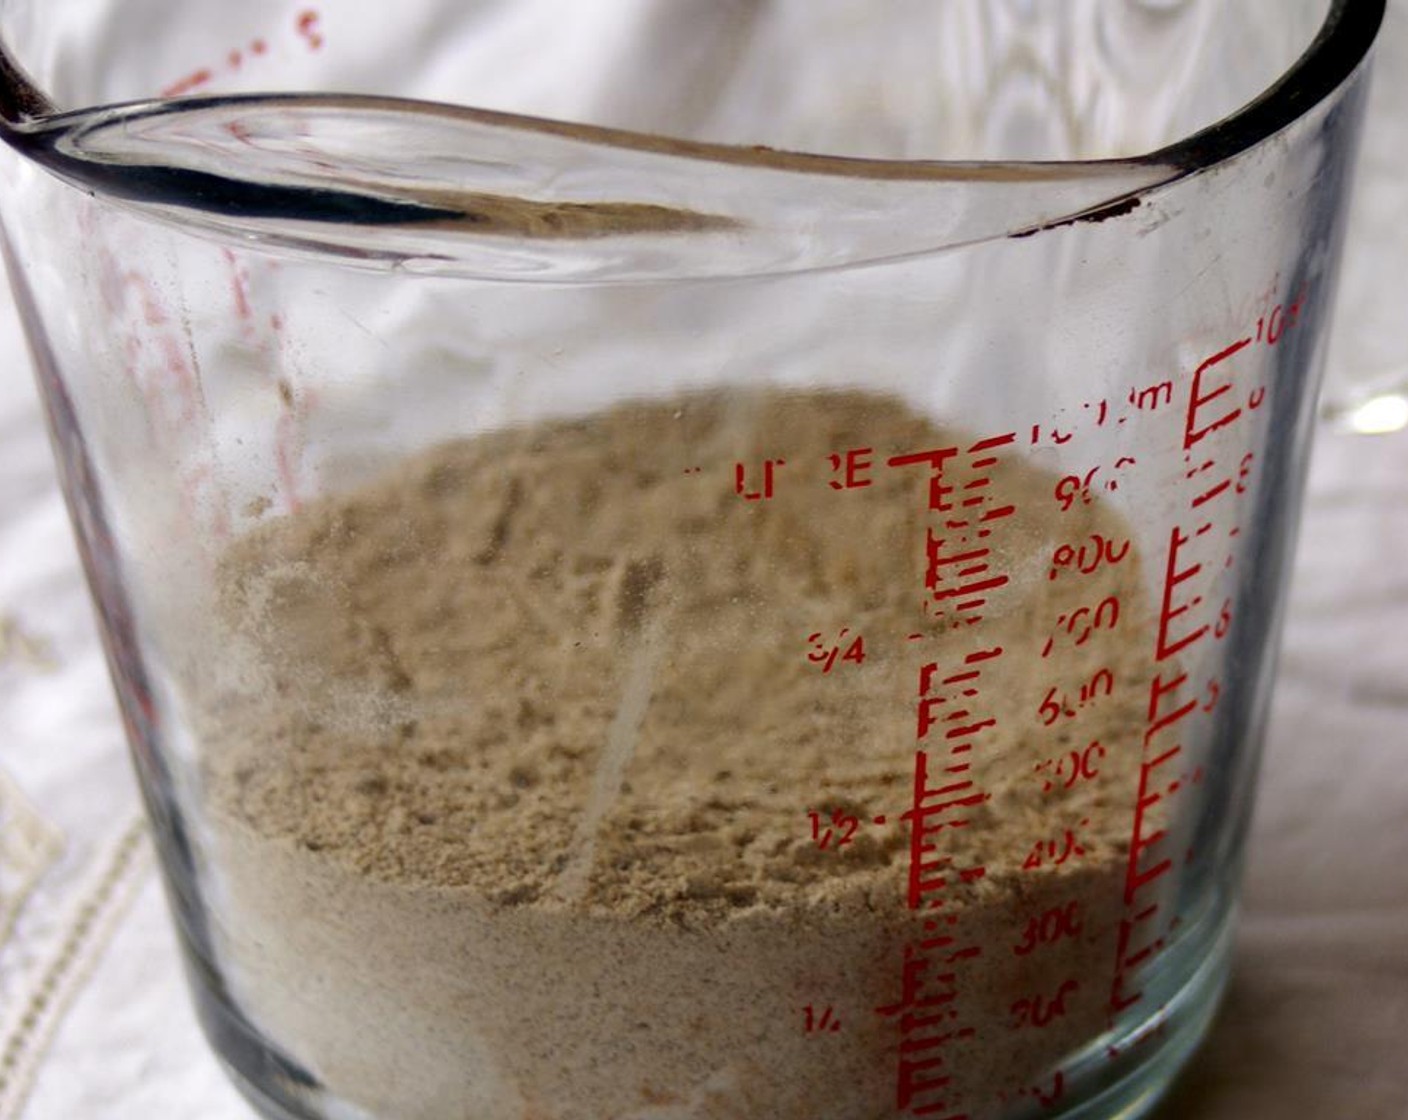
[{"x1": 1, "y1": 4, "x2": 1406, "y2": 1119}]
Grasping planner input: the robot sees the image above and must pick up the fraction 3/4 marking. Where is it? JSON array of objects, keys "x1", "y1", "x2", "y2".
[{"x1": 806, "y1": 629, "x2": 867, "y2": 674}]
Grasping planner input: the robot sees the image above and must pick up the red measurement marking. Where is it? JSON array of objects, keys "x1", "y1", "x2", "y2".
[
  {"x1": 1154, "y1": 527, "x2": 1208, "y2": 661},
  {"x1": 885, "y1": 432, "x2": 1021, "y2": 1120},
  {"x1": 1034, "y1": 1070, "x2": 1066, "y2": 1109},
  {"x1": 223, "y1": 249, "x2": 253, "y2": 323},
  {"x1": 1037, "y1": 668, "x2": 1115, "y2": 727},
  {"x1": 1021, "y1": 825, "x2": 1088, "y2": 871},
  {"x1": 160, "y1": 13, "x2": 323, "y2": 99},
  {"x1": 1129, "y1": 378, "x2": 1175, "y2": 412},
  {"x1": 1111, "y1": 665, "x2": 1209, "y2": 1011},
  {"x1": 161, "y1": 68, "x2": 214, "y2": 97},
  {"x1": 1033, "y1": 741, "x2": 1105, "y2": 793},
  {"x1": 1184, "y1": 337, "x2": 1252, "y2": 450},
  {"x1": 1011, "y1": 979, "x2": 1079, "y2": 1029},
  {"x1": 734, "y1": 458, "x2": 784, "y2": 500},
  {"x1": 878, "y1": 946, "x2": 963, "y2": 1014},
  {"x1": 1142, "y1": 671, "x2": 1217, "y2": 743},
  {"x1": 1054, "y1": 458, "x2": 1136, "y2": 511},
  {"x1": 828, "y1": 447, "x2": 874, "y2": 490},
  {"x1": 1040, "y1": 595, "x2": 1120, "y2": 658},
  {"x1": 1123, "y1": 927, "x2": 1167, "y2": 969},
  {"x1": 890, "y1": 434, "x2": 1016, "y2": 624},
  {"x1": 1190, "y1": 478, "x2": 1232, "y2": 508},
  {"x1": 922, "y1": 532, "x2": 1009, "y2": 616},
  {"x1": 885, "y1": 674, "x2": 995, "y2": 1117},
  {"x1": 1254, "y1": 290, "x2": 1304, "y2": 345},
  {"x1": 296, "y1": 8, "x2": 325, "y2": 50},
  {"x1": 1013, "y1": 902, "x2": 1083, "y2": 957},
  {"x1": 944, "y1": 718, "x2": 995, "y2": 741},
  {"x1": 1047, "y1": 533, "x2": 1131, "y2": 581},
  {"x1": 1029, "y1": 423, "x2": 1080, "y2": 447},
  {"x1": 806, "y1": 629, "x2": 866, "y2": 674},
  {"x1": 803, "y1": 1004, "x2": 842, "y2": 1034},
  {"x1": 901, "y1": 763, "x2": 990, "y2": 875},
  {"x1": 1235, "y1": 453, "x2": 1255, "y2": 496},
  {"x1": 897, "y1": 1058, "x2": 965, "y2": 1118},
  {"x1": 1037, "y1": 687, "x2": 1077, "y2": 726},
  {"x1": 889, "y1": 446, "x2": 959, "y2": 510},
  {"x1": 1053, "y1": 471, "x2": 1093, "y2": 511},
  {"x1": 808, "y1": 808, "x2": 860, "y2": 850},
  {"x1": 876, "y1": 945, "x2": 976, "y2": 1117},
  {"x1": 916, "y1": 653, "x2": 1003, "y2": 747}
]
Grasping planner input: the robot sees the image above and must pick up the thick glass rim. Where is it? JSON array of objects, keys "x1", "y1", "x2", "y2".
[
  {"x1": 0, "y1": 0, "x2": 1383, "y2": 177},
  {"x1": 0, "y1": 0, "x2": 1386, "y2": 282}
]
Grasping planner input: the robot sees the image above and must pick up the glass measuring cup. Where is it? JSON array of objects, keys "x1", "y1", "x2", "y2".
[{"x1": 0, "y1": 2, "x2": 1384, "y2": 1118}]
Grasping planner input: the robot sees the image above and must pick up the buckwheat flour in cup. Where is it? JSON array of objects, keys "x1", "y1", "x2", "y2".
[{"x1": 197, "y1": 391, "x2": 1155, "y2": 1120}]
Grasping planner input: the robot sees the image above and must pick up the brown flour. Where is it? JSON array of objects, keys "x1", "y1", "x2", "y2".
[{"x1": 199, "y1": 391, "x2": 1154, "y2": 1120}]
